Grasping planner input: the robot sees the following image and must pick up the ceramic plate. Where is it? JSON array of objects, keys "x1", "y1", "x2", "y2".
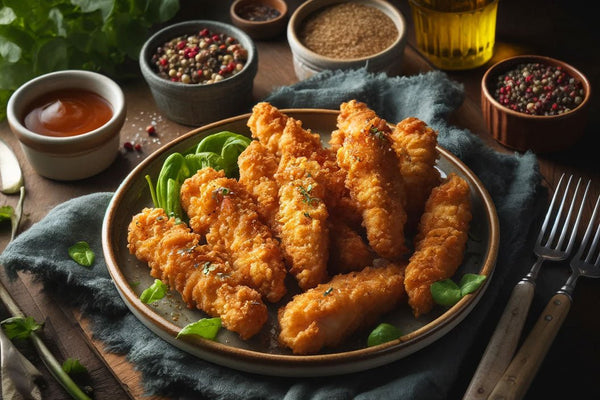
[{"x1": 102, "y1": 109, "x2": 499, "y2": 377}]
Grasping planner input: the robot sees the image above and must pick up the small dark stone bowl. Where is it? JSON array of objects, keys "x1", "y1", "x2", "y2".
[{"x1": 140, "y1": 20, "x2": 258, "y2": 127}]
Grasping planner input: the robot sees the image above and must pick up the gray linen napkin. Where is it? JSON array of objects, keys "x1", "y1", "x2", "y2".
[{"x1": 0, "y1": 69, "x2": 543, "y2": 400}]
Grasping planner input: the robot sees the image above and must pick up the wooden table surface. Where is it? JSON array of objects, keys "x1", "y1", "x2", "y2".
[{"x1": 1, "y1": 1, "x2": 598, "y2": 399}]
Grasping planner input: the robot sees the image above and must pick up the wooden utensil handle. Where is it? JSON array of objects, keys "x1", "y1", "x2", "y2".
[
  {"x1": 463, "y1": 280, "x2": 535, "y2": 400},
  {"x1": 488, "y1": 293, "x2": 571, "y2": 400}
]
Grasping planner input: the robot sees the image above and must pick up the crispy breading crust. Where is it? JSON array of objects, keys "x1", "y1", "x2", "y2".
[
  {"x1": 390, "y1": 117, "x2": 442, "y2": 232},
  {"x1": 127, "y1": 207, "x2": 268, "y2": 339},
  {"x1": 335, "y1": 100, "x2": 409, "y2": 260},
  {"x1": 181, "y1": 168, "x2": 287, "y2": 303},
  {"x1": 278, "y1": 263, "x2": 406, "y2": 354},
  {"x1": 404, "y1": 173, "x2": 472, "y2": 317}
]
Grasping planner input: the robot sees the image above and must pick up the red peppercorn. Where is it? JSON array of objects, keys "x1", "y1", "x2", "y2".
[
  {"x1": 134, "y1": 143, "x2": 142, "y2": 151},
  {"x1": 146, "y1": 125, "x2": 156, "y2": 135},
  {"x1": 124, "y1": 142, "x2": 134, "y2": 151}
]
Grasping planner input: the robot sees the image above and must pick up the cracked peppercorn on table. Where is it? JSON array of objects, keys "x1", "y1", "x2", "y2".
[{"x1": 0, "y1": 1, "x2": 598, "y2": 399}]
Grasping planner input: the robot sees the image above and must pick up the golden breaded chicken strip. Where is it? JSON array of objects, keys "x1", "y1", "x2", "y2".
[
  {"x1": 238, "y1": 140, "x2": 280, "y2": 227},
  {"x1": 275, "y1": 154, "x2": 330, "y2": 290},
  {"x1": 335, "y1": 100, "x2": 408, "y2": 260},
  {"x1": 278, "y1": 263, "x2": 406, "y2": 354},
  {"x1": 390, "y1": 117, "x2": 441, "y2": 232},
  {"x1": 246, "y1": 102, "x2": 288, "y2": 157},
  {"x1": 127, "y1": 207, "x2": 268, "y2": 340},
  {"x1": 278, "y1": 117, "x2": 352, "y2": 217},
  {"x1": 404, "y1": 173, "x2": 472, "y2": 317},
  {"x1": 327, "y1": 216, "x2": 375, "y2": 274},
  {"x1": 180, "y1": 168, "x2": 287, "y2": 303}
]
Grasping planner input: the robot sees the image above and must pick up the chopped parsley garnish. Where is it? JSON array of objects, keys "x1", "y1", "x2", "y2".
[{"x1": 298, "y1": 184, "x2": 320, "y2": 207}]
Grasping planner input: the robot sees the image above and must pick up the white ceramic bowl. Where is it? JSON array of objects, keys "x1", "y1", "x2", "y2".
[
  {"x1": 287, "y1": 0, "x2": 407, "y2": 80},
  {"x1": 139, "y1": 20, "x2": 258, "y2": 126},
  {"x1": 6, "y1": 70, "x2": 126, "y2": 181}
]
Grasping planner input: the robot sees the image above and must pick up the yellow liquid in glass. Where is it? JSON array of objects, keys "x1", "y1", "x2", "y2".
[{"x1": 410, "y1": 0, "x2": 498, "y2": 70}]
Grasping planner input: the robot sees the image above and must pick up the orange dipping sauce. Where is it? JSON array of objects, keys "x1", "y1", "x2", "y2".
[{"x1": 24, "y1": 89, "x2": 113, "y2": 137}]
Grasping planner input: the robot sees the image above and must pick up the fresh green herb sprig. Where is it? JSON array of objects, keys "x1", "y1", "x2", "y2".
[
  {"x1": 431, "y1": 273, "x2": 487, "y2": 307},
  {"x1": 140, "y1": 279, "x2": 168, "y2": 304},
  {"x1": 0, "y1": 0, "x2": 180, "y2": 121},
  {"x1": 367, "y1": 323, "x2": 402, "y2": 347},
  {"x1": 1, "y1": 316, "x2": 92, "y2": 400},
  {"x1": 177, "y1": 317, "x2": 221, "y2": 341},
  {"x1": 68, "y1": 241, "x2": 95, "y2": 267},
  {"x1": 0, "y1": 205, "x2": 13, "y2": 222},
  {"x1": 146, "y1": 131, "x2": 251, "y2": 220}
]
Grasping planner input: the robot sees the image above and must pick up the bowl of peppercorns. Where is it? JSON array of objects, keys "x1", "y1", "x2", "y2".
[
  {"x1": 140, "y1": 20, "x2": 258, "y2": 126},
  {"x1": 481, "y1": 55, "x2": 591, "y2": 153},
  {"x1": 287, "y1": 0, "x2": 407, "y2": 80}
]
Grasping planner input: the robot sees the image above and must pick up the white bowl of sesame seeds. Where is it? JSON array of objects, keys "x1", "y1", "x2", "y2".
[
  {"x1": 287, "y1": 0, "x2": 407, "y2": 80},
  {"x1": 140, "y1": 20, "x2": 258, "y2": 127}
]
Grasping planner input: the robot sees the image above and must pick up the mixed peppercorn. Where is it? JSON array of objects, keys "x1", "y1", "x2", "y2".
[
  {"x1": 492, "y1": 62, "x2": 585, "y2": 116},
  {"x1": 150, "y1": 28, "x2": 248, "y2": 84}
]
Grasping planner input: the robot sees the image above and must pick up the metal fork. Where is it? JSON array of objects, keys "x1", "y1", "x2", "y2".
[
  {"x1": 489, "y1": 191, "x2": 600, "y2": 400},
  {"x1": 463, "y1": 174, "x2": 589, "y2": 400}
]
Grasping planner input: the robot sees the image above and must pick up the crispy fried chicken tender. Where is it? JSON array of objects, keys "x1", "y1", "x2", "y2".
[
  {"x1": 404, "y1": 173, "x2": 472, "y2": 317},
  {"x1": 127, "y1": 207, "x2": 268, "y2": 339},
  {"x1": 278, "y1": 263, "x2": 406, "y2": 354},
  {"x1": 390, "y1": 117, "x2": 441, "y2": 231},
  {"x1": 238, "y1": 140, "x2": 280, "y2": 227},
  {"x1": 335, "y1": 100, "x2": 409, "y2": 260},
  {"x1": 246, "y1": 102, "x2": 289, "y2": 157},
  {"x1": 180, "y1": 168, "x2": 287, "y2": 303},
  {"x1": 327, "y1": 217, "x2": 375, "y2": 274},
  {"x1": 275, "y1": 154, "x2": 330, "y2": 290}
]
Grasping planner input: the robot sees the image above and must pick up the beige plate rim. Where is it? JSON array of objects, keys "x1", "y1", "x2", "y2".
[{"x1": 102, "y1": 108, "x2": 500, "y2": 377}]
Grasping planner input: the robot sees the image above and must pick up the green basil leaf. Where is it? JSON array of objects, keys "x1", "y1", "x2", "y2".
[
  {"x1": 459, "y1": 273, "x2": 487, "y2": 296},
  {"x1": 367, "y1": 323, "x2": 401, "y2": 347},
  {"x1": 68, "y1": 241, "x2": 95, "y2": 267},
  {"x1": 140, "y1": 279, "x2": 168, "y2": 304},
  {"x1": 0, "y1": 205, "x2": 13, "y2": 222},
  {"x1": 221, "y1": 134, "x2": 252, "y2": 178},
  {"x1": 195, "y1": 131, "x2": 237, "y2": 154},
  {"x1": 176, "y1": 317, "x2": 221, "y2": 341},
  {"x1": 185, "y1": 152, "x2": 225, "y2": 173},
  {"x1": 1, "y1": 316, "x2": 42, "y2": 340},
  {"x1": 62, "y1": 358, "x2": 88, "y2": 375},
  {"x1": 430, "y1": 279, "x2": 462, "y2": 307}
]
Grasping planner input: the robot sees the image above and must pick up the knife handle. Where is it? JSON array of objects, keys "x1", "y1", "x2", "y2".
[
  {"x1": 488, "y1": 293, "x2": 571, "y2": 400},
  {"x1": 462, "y1": 280, "x2": 535, "y2": 400}
]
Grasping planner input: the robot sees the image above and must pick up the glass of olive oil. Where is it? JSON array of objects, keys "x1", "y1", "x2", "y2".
[{"x1": 409, "y1": 0, "x2": 498, "y2": 70}]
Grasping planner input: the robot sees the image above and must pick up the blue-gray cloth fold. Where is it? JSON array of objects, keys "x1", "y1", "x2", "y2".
[{"x1": 0, "y1": 68, "x2": 543, "y2": 400}]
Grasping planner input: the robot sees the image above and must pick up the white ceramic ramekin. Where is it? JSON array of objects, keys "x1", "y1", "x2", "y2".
[{"x1": 7, "y1": 70, "x2": 126, "y2": 181}]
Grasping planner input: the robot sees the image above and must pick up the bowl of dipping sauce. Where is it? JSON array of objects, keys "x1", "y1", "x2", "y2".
[
  {"x1": 7, "y1": 69, "x2": 126, "y2": 181},
  {"x1": 230, "y1": 0, "x2": 288, "y2": 40},
  {"x1": 287, "y1": 0, "x2": 407, "y2": 80},
  {"x1": 481, "y1": 55, "x2": 591, "y2": 153},
  {"x1": 139, "y1": 20, "x2": 258, "y2": 126}
]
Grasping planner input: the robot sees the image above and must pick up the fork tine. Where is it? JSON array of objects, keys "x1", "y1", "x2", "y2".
[
  {"x1": 576, "y1": 193, "x2": 600, "y2": 266},
  {"x1": 540, "y1": 174, "x2": 588, "y2": 253},
  {"x1": 555, "y1": 177, "x2": 586, "y2": 252},
  {"x1": 537, "y1": 173, "x2": 568, "y2": 244},
  {"x1": 563, "y1": 179, "x2": 591, "y2": 252}
]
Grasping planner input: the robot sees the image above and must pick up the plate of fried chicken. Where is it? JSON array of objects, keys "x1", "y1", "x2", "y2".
[{"x1": 102, "y1": 100, "x2": 499, "y2": 377}]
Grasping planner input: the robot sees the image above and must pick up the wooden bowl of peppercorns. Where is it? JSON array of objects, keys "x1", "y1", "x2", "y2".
[
  {"x1": 481, "y1": 55, "x2": 591, "y2": 153},
  {"x1": 139, "y1": 20, "x2": 258, "y2": 127}
]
